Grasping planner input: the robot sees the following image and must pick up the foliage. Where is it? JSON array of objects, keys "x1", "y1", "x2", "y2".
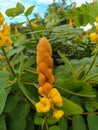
[{"x1": 0, "y1": 1, "x2": 98, "y2": 130}]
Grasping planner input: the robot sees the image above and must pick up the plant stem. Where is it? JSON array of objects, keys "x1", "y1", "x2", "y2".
[
  {"x1": 45, "y1": 119, "x2": 49, "y2": 130},
  {"x1": 82, "y1": 50, "x2": 98, "y2": 80},
  {"x1": 25, "y1": 14, "x2": 38, "y2": 42},
  {"x1": 42, "y1": 115, "x2": 49, "y2": 130},
  {"x1": 1, "y1": 47, "x2": 16, "y2": 77}
]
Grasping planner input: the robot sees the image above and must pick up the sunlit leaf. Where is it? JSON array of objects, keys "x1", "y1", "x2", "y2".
[
  {"x1": 25, "y1": 6, "x2": 35, "y2": 16},
  {"x1": 6, "y1": 2, "x2": 24, "y2": 17},
  {"x1": 62, "y1": 97, "x2": 83, "y2": 115}
]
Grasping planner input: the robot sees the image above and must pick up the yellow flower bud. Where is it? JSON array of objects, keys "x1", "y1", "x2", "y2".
[
  {"x1": 31, "y1": 22, "x2": 37, "y2": 28},
  {"x1": 4, "y1": 36, "x2": 12, "y2": 46},
  {"x1": 15, "y1": 26, "x2": 18, "y2": 33},
  {"x1": 69, "y1": 18, "x2": 73, "y2": 28},
  {"x1": 96, "y1": 16, "x2": 98, "y2": 23},
  {"x1": 2, "y1": 24, "x2": 10, "y2": 36},
  {"x1": 0, "y1": 33, "x2": 5, "y2": 46},
  {"x1": 0, "y1": 12, "x2": 4, "y2": 25},
  {"x1": 36, "y1": 97, "x2": 50, "y2": 112},
  {"x1": 48, "y1": 88, "x2": 62, "y2": 106},
  {"x1": 0, "y1": 55, "x2": 3, "y2": 60},
  {"x1": 3, "y1": 24, "x2": 10, "y2": 31},
  {"x1": 89, "y1": 32, "x2": 98, "y2": 43},
  {"x1": 53, "y1": 110, "x2": 64, "y2": 119},
  {"x1": 2, "y1": 67, "x2": 7, "y2": 71},
  {"x1": 96, "y1": 24, "x2": 98, "y2": 31}
]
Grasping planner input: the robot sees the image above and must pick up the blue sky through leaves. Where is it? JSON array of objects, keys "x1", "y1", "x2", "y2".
[{"x1": 0, "y1": 0, "x2": 92, "y2": 24}]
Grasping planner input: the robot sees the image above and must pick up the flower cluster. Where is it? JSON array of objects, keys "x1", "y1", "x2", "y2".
[
  {"x1": 36, "y1": 37, "x2": 64, "y2": 119},
  {"x1": 89, "y1": 16, "x2": 98, "y2": 43},
  {"x1": 0, "y1": 12, "x2": 12, "y2": 46}
]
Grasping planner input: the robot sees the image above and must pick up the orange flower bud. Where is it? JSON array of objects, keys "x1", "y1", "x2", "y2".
[
  {"x1": 45, "y1": 69, "x2": 54, "y2": 84},
  {"x1": 43, "y1": 83, "x2": 52, "y2": 94},
  {"x1": 48, "y1": 75, "x2": 54, "y2": 84},
  {"x1": 37, "y1": 62, "x2": 48, "y2": 73},
  {"x1": 37, "y1": 37, "x2": 52, "y2": 56},
  {"x1": 38, "y1": 83, "x2": 52, "y2": 95},
  {"x1": 38, "y1": 87, "x2": 44, "y2": 95},
  {"x1": 44, "y1": 57, "x2": 53, "y2": 68},
  {"x1": 36, "y1": 52, "x2": 53, "y2": 68},
  {"x1": 38, "y1": 73, "x2": 47, "y2": 85}
]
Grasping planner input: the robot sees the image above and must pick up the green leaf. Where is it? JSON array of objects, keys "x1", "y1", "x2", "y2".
[
  {"x1": 55, "y1": 78, "x2": 95, "y2": 97},
  {"x1": 76, "y1": 66, "x2": 85, "y2": 80},
  {"x1": 62, "y1": 97, "x2": 83, "y2": 115},
  {"x1": 0, "y1": 71, "x2": 10, "y2": 88},
  {"x1": 0, "y1": 71, "x2": 11, "y2": 114},
  {"x1": 8, "y1": 46, "x2": 25, "y2": 58},
  {"x1": 34, "y1": 116, "x2": 43, "y2": 125},
  {"x1": 72, "y1": 2, "x2": 96, "y2": 26},
  {"x1": 9, "y1": 102, "x2": 30, "y2": 119},
  {"x1": 0, "y1": 115, "x2": 7, "y2": 130},
  {"x1": 85, "y1": 92, "x2": 97, "y2": 112},
  {"x1": 24, "y1": 56, "x2": 35, "y2": 67},
  {"x1": 0, "y1": 88, "x2": 10, "y2": 114},
  {"x1": 23, "y1": 66, "x2": 37, "y2": 74},
  {"x1": 7, "y1": 102, "x2": 30, "y2": 130},
  {"x1": 4, "y1": 94, "x2": 20, "y2": 112},
  {"x1": 6, "y1": 8, "x2": 17, "y2": 17},
  {"x1": 54, "y1": 65, "x2": 71, "y2": 79},
  {"x1": 6, "y1": 2, "x2": 25, "y2": 17},
  {"x1": 49, "y1": 125, "x2": 60, "y2": 130},
  {"x1": 86, "y1": 98, "x2": 98, "y2": 109},
  {"x1": 57, "y1": 50, "x2": 77, "y2": 79},
  {"x1": 25, "y1": 6, "x2": 35, "y2": 16},
  {"x1": 16, "y1": 2, "x2": 25, "y2": 13},
  {"x1": 59, "y1": 117, "x2": 68, "y2": 130},
  {"x1": 72, "y1": 115, "x2": 86, "y2": 130},
  {"x1": 78, "y1": 14, "x2": 84, "y2": 25},
  {"x1": 87, "y1": 114, "x2": 98, "y2": 130},
  {"x1": 70, "y1": 95, "x2": 84, "y2": 108},
  {"x1": 18, "y1": 82, "x2": 36, "y2": 106},
  {"x1": 47, "y1": 116, "x2": 59, "y2": 125},
  {"x1": 34, "y1": 113, "x2": 43, "y2": 125},
  {"x1": 25, "y1": 115, "x2": 34, "y2": 130},
  {"x1": 18, "y1": 52, "x2": 24, "y2": 80},
  {"x1": 8, "y1": 118, "x2": 26, "y2": 130}
]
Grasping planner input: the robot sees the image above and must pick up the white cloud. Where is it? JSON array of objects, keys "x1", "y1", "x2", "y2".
[{"x1": 37, "y1": 0, "x2": 58, "y2": 4}]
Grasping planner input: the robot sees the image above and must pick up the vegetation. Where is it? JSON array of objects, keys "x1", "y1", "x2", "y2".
[{"x1": 0, "y1": 1, "x2": 98, "y2": 130}]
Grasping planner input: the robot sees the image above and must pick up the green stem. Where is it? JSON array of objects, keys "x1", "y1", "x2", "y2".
[
  {"x1": 42, "y1": 114, "x2": 49, "y2": 130},
  {"x1": 84, "y1": 74, "x2": 98, "y2": 82},
  {"x1": 1, "y1": 47, "x2": 16, "y2": 77},
  {"x1": 82, "y1": 50, "x2": 98, "y2": 80},
  {"x1": 45, "y1": 118, "x2": 49, "y2": 130},
  {"x1": 25, "y1": 14, "x2": 38, "y2": 42}
]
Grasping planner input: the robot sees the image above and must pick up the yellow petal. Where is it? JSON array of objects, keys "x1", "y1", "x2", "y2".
[
  {"x1": 36, "y1": 97, "x2": 51, "y2": 112},
  {"x1": 53, "y1": 110, "x2": 64, "y2": 119}
]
